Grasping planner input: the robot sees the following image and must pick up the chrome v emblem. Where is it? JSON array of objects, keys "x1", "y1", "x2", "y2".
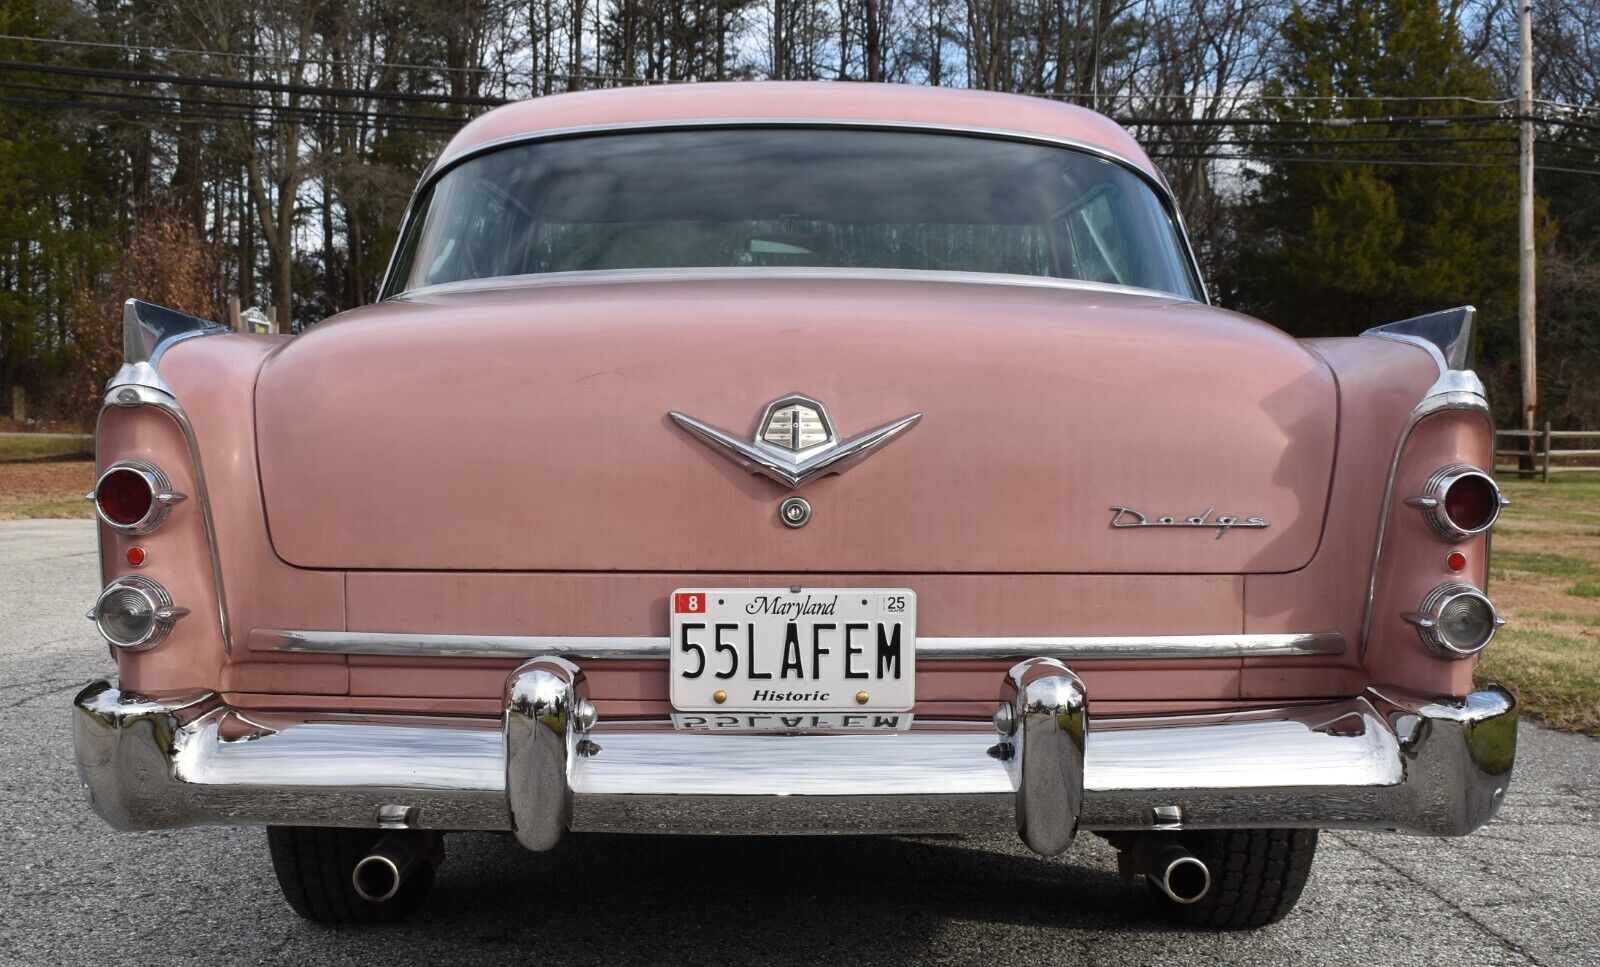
[{"x1": 669, "y1": 394, "x2": 921, "y2": 490}]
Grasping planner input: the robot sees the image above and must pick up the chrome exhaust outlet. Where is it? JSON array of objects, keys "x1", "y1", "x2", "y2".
[
  {"x1": 352, "y1": 832, "x2": 441, "y2": 903},
  {"x1": 1131, "y1": 836, "x2": 1211, "y2": 904}
]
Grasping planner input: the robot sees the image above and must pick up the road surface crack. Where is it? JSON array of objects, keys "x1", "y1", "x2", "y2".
[{"x1": 1330, "y1": 832, "x2": 1548, "y2": 965}]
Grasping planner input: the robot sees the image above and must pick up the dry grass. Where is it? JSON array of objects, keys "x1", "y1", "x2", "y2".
[
  {"x1": 1478, "y1": 474, "x2": 1600, "y2": 735},
  {"x1": 0, "y1": 460, "x2": 95, "y2": 521},
  {"x1": 0, "y1": 434, "x2": 94, "y2": 462}
]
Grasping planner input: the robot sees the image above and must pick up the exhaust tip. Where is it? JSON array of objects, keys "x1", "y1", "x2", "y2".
[
  {"x1": 353, "y1": 854, "x2": 402, "y2": 903},
  {"x1": 1128, "y1": 836, "x2": 1213, "y2": 905},
  {"x1": 1160, "y1": 855, "x2": 1211, "y2": 904}
]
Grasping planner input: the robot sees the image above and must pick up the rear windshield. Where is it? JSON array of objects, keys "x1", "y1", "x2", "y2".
[{"x1": 385, "y1": 127, "x2": 1200, "y2": 300}]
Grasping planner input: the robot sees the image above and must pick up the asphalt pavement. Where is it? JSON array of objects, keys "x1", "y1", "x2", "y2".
[{"x1": 3, "y1": 518, "x2": 1597, "y2": 966}]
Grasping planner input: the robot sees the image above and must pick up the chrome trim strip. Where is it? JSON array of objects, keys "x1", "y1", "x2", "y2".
[
  {"x1": 1358, "y1": 312, "x2": 1493, "y2": 653},
  {"x1": 923, "y1": 633, "x2": 1344, "y2": 659},
  {"x1": 380, "y1": 118, "x2": 1208, "y2": 303},
  {"x1": 256, "y1": 629, "x2": 1344, "y2": 661},
  {"x1": 400, "y1": 265, "x2": 1193, "y2": 304},
  {"x1": 74, "y1": 680, "x2": 1517, "y2": 838}
]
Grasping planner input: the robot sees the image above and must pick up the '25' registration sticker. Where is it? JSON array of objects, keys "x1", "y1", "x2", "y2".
[{"x1": 674, "y1": 592, "x2": 707, "y2": 614}]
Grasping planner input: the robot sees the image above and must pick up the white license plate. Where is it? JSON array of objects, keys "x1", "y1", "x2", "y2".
[{"x1": 669, "y1": 589, "x2": 916, "y2": 713}]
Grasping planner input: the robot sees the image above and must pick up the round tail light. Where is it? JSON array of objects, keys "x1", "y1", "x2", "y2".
[
  {"x1": 91, "y1": 576, "x2": 187, "y2": 651},
  {"x1": 1409, "y1": 465, "x2": 1504, "y2": 541},
  {"x1": 1406, "y1": 583, "x2": 1503, "y2": 658},
  {"x1": 91, "y1": 461, "x2": 183, "y2": 534}
]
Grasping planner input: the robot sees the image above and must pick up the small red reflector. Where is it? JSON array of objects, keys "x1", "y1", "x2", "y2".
[
  {"x1": 674, "y1": 592, "x2": 706, "y2": 614},
  {"x1": 126, "y1": 546, "x2": 147, "y2": 567},
  {"x1": 1447, "y1": 551, "x2": 1467, "y2": 572},
  {"x1": 96, "y1": 468, "x2": 154, "y2": 526}
]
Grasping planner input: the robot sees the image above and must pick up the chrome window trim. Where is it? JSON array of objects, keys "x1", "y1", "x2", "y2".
[
  {"x1": 1358, "y1": 308, "x2": 1493, "y2": 653},
  {"x1": 97, "y1": 301, "x2": 232, "y2": 650},
  {"x1": 255, "y1": 629, "x2": 1344, "y2": 661},
  {"x1": 394, "y1": 265, "x2": 1195, "y2": 305},
  {"x1": 379, "y1": 118, "x2": 1208, "y2": 303}
]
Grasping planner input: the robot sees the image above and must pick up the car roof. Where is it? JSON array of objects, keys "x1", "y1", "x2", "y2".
[{"x1": 431, "y1": 81, "x2": 1164, "y2": 185}]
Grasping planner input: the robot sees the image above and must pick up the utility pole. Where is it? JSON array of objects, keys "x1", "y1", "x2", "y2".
[
  {"x1": 1090, "y1": 1, "x2": 1101, "y2": 112},
  {"x1": 1518, "y1": 0, "x2": 1538, "y2": 471}
]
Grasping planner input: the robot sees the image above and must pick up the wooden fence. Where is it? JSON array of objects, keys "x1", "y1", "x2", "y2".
[{"x1": 1495, "y1": 424, "x2": 1600, "y2": 480}]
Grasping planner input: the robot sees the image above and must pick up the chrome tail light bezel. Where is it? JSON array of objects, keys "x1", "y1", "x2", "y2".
[
  {"x1": 88, "y1": 460, "x2": 186, "y2": 535},
  {"x1": 1404, "y1": 464, "x2": 1507, "y2": 542},
  {"x1": 1404, "y1": 582, "x2": 1505, "y2": 659},
  {"x1": 91, "y1": 575, "x2": 189, "y2": 652}
]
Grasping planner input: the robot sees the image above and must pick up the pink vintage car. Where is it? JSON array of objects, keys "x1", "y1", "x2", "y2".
[{"x1": 75, "y1": 82, "x2": 1516, "y2": 929}]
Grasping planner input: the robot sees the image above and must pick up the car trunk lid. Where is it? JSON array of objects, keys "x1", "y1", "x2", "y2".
[{"x1": 254, "y1": 274, "x2": 1336, "y2": 574}]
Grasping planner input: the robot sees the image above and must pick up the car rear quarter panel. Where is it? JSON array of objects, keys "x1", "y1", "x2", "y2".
[{"x1": 120, "y1": 335, "x2": 347, "y2": 696}]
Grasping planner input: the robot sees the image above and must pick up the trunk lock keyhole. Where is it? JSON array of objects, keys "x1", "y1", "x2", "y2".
[{"x1": 780, "y1": 497, "x2": 811, "y2": 529}]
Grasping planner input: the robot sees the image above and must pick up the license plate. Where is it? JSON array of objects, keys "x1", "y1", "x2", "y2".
[
  {"x1": 669, "y1": 589, "x2": 916, "y2": 713},
  {"x1": 671, "y1": 712, "x2": 914, "y2": 732}
]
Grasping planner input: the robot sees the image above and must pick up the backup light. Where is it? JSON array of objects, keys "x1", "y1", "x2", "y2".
[
  {"x1": 91, "y1": 576, "x2": 187, "y2": 651},
  {"x1": 1405, "y1": 583, "x2": 1504, "y2": 658}
]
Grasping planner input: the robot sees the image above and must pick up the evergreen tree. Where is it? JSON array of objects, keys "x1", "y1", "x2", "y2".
[
  {"x1": 0, "y1": 0, "x2": 120, "y2": 416},
  {"x1": 1227, "y1": 0, "x2": 1524, "y2": 363}
]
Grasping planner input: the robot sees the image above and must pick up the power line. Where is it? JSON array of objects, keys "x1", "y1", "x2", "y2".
[
  {"x1": 0, "y1": 32, "x2": 518, "y2": 78},
  {"x1": 10, "y1": 34, "x2": 1596, "y2": 113},
  {"x1": 15, "y1": 93, "x2": 1593, "y2": 177},
  {"x1": 7, "y1": 58, "x2": 1600, "y2": 135},
  {"x1": 1033, "y1": 88, "x2": 1517, "y2": 107},
  {"x1": 0, "y1": 33, "x2": 666, "y2": 87},
  {"x1": 1152, "y1": 151, "x2": 1600, "y2": 177},
  {"x1": 5, "y1": 56, "x2": 1595, "y2": 175},
  {"x1": 0, "y1": 59, "x2": 509, "y2": 107},
  {"x1": 1154, "y1": 134, "x2": 1515, "y2": 147},
  {"x1": 0, "y1": 95, "x2": 459, "y2": 136},
  {"x1": 0, "y1": 81, "x2": 463, "y2": 129}
]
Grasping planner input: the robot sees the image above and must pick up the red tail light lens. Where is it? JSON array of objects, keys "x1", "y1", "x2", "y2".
[
  {"x1": 95, "y1": 468, "x2": 155, "y2": 526},
  {"x1": 1443, "y1": 474, "x2": 1500, "y2": 533},
  {"x1": 1411, "y1": 465, "x2": 1503, "y2": 541},
  {"x1": 92, "y1": 461, "x2": 181, "y2": 534}
]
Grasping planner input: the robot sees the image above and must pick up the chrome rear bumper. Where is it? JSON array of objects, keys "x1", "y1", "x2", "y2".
[{"x1": 73, "y1": 660, "x2": 1517, "y2": 853}]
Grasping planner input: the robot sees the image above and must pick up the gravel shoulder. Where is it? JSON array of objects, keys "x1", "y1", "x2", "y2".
[{"x1": 3, "y1": 519, "x2": 1597, "y2": 967}]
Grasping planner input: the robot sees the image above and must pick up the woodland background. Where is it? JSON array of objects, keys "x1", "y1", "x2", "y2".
[{"x1": 0, "y1": 0, "x2": 1596, "y2": 426}]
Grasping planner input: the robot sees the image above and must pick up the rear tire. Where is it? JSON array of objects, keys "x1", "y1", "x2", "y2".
[
  {"x1": 266, "y1": 826, "x2": 436, "y2": 924},
  {"x1": 1152, "y1": 829, "x2": 1318, "y2": 929}
]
